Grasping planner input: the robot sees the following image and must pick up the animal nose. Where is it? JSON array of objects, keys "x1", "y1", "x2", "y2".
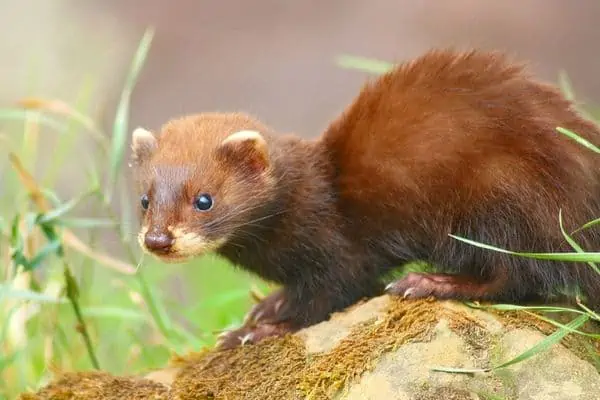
[{"x1": 144, "y1": 230, "x2": 174, "y2": 253}]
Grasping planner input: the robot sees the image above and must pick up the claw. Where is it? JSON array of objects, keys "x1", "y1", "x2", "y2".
[
  {"x1": 273, "y1": 299, "x2": 284, "y2": 314},
  {"x1": 252, "y1": 310, "x2": 265, "y2": 323},
  {"x1": 403, "y1": 287, "x2": 415, "y2": 298},
  {"x1": 240, "y1": 332, "x2": 254, "y2": 346},
  {"x1": 385, "y1": 282, "x2": 395, "y2": 292}
]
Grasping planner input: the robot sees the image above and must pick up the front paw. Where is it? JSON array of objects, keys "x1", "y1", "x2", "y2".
[
  {"x1": 215, "y1": 322, "x2": 293, "y2": 350},
  {"x1": 243, "y1": 289, "x2": 288, "y2": 325},
  {"x1": 385, "y1": 272, "x2": 441, "y2": 299},
  {"x1": 385, "y1": 272, "x2": 489, "y2": 300}
]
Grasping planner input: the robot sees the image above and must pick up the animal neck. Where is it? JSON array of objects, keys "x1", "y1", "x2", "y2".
[{"x1": 216, "y1": 135, "x2": 337, "y2": 283}]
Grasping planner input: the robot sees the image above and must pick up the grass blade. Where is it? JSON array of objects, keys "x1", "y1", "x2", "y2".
[
  {"x1": 335, "y1": 54, "x2": 394, "y2": 74},
  {"x1": 25, "y1": 239, "x2": 61, "y2": 271},
  {"x1": 521, "y1": 311, "x2": 599, "y2": 338},
  {"x1": 555, "y1": 72, "x2": 599, "y2": 123},
  {"x1": 576, "y1": 298, "x2": 600, "y2": 322},
  {"x1": 556, "y1": 126, "x2": 600, "y2": 154},
  {"x1": 571, "y1": 216, "x2": 600, "y2": 234},
  {"x1": 557, "y1": 209, "x2": 600, "y2": 274},
  {"x1": 21, "y1": 112, "x2": 39, "y2": 171},
  {"x1": 62, "y1": 230, "x2": 136, "y2": 274},
  {"x1": 557, "y1": 70, "x2": 575, "y2": 102},
  {"x1": 9, "y1": 152, "x2": 136, "y2": 274},
  {"x1": 0, "y1": 350, "x2": 19, "y2": 373},
  {"x1": 490, "y1": 314, "x2": 589, "y2": 370},
  {"x1": 36, "y1": 189, "x2": 96, "y2": 225},
  {"x1": 464, "y1": 302, "x2": 587, "y2": 315},
  {"x1": 81, "y1": 306, "x2": 147, "y2": 321},
  {"x1": 133, "y1": 269, "x2": 175, "y2": 341},
  {"x1": 63, "y1": 264, "x2": 100, "y2": 369},
  {"x1": 58, "y1": 218, "x2": 118, "y2": 229},
  {"x1": 449, "y1": 234, "x2": 600, "y2": 262},
  {"x1": 432, "y1": 314, "x2": 589, "y2": 374},
  {"x1": 0, "y1": 284, "x2": 65, "y2": 304},
  {"x1": 38, "y1": 188, "x2": 63, "y2": 207},
  {"x1": 118, "y1": 177, "x2": 133, "y2": 244},
  {"x1": 0, "y1": 108, "x2": 66, "y2": 132},
  {"x1": 17, "y1": 95, "x2": 106, "y2": 151},
  {"x1": 106, "y1": 28, "x2": 154, "y2": 201},
  {"x1": 430, "y1": 366, "x2": 484, "y2": 374}
]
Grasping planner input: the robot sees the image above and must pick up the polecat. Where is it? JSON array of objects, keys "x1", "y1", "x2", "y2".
[{"x1": 131, "y1": 49, "x2": 600, "y2": 349}]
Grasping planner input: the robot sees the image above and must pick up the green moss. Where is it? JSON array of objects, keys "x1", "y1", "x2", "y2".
[
  {"x1": 299, "y1": 298, "x2": 438, "y2": 399},
  {"x1": 169, "y1": 335, "x2": 307, "y2": 399},
  {"x1": 19, "y1": 297, "x2": 599, "y2": 399},
  {"x1": 21, "y1": 298, "x2": 442, "y2": 399},
  {"x1": 18, "y1": 371, "x2": 169, "y2": 400}
]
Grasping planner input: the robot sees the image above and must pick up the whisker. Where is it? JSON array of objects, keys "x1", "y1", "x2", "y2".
[
  {"x1": 193, "y1": 203, "x2": 285, "y2": 230},
  {"x1": 211, "y1": 210, "x2": 287, "y2": 234}
]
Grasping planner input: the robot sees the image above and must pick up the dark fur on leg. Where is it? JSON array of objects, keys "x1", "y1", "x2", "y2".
[{"x1": 381, "y1": 199, "x2": 600, "y2": 310}]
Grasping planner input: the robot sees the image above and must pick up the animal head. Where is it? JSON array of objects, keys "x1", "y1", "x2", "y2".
[{"x1": 130, "y1": 112, "x2": 277, "y2": 263}]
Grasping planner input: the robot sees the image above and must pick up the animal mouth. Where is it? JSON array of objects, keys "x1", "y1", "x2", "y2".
[
  {"x1": 138, "y1": 226, "x2": 226, "y2": 263},
  {"x1": 149, "y1": 250, "x2": 192, "y2": 263}
]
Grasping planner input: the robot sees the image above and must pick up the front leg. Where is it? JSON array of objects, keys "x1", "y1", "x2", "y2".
[
  {"x1": 385, "y1": 271, "x2": 509, "y2": 301},
  {"x1": 215, "y1": 289, "x2": 291, "y2": 350},
  {"x1": 216, "y1": 280, "x2": 380, "y2": 350},
  {"x1": 215, "y1": 288, "x2": 301, "y2": 350},
  {"x1": 243, "y1": 288, "x2": 288, "y2": 325}
]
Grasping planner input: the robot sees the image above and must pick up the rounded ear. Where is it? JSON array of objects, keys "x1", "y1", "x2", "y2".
[
  {"x1": 131, "y1": 127, "x2": 157, "y2": 165},
  {"x1": 217, "y1": 130, "x2": 270, "y2": 174}
]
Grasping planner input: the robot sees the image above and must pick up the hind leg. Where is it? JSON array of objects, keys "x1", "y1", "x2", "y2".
[{"x1": 385, "y1": 270, "x2": 509, "y2": 301}]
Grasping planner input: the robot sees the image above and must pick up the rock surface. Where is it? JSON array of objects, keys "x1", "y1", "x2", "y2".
[{"x1": 20, "y1": 296, "x2": 600, "y2": 400}]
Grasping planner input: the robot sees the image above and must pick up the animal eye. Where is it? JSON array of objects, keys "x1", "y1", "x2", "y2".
[
  {"x1": 194, "y1": 193, "x2": 213, "y2": 211},
  {"x1": 140, "y1": 194, "x2": 150, "y2": 210}
]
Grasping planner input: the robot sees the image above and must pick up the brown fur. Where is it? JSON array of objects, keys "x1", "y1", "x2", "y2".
[{"x1": 131, "y1": 49, "x2": 600, "y2": 349}]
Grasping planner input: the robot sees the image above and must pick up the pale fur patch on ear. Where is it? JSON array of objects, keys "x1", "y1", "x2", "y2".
[
  {"x1": 219, "y1": 130, "x2": 269, "y2": 172},
  {"x1": 222, "y1": 130, "x2": 267, "y2": 150},
  {"x1": 223, "y1": 129, "x2": 263, "y2": 143},
  {"x1": 131, "y1": 127, "x2": 157, "y2": 164}
]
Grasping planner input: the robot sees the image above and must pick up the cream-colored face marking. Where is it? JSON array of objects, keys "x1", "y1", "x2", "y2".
[
  {"x1": 137, "y1": 225, "x2": 149, "y2": 252},
  {"x1": 170, "y1": 226, "x2": 227, "y2": 258},
  {"x1": 138, "y1": 225, "x2": 227, "y2": 263}
]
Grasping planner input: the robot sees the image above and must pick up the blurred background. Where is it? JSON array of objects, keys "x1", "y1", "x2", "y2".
[
  {"x1": 2, "y1": 1, "x2": 600, "y2": 397},
  {"x1": 4, "y1": 0, "x2": 600, "y2": 129},
  {"x1": 3, "y1": 0, "x2": 600, "y2": 200}
]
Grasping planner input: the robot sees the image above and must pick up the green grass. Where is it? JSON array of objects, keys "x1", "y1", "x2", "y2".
[{"x1": 0, "y1": 29, "x2": 270, "y2": 399}]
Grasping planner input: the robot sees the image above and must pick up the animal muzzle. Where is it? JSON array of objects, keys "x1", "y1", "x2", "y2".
[{"x1": 144, "y1": 228, "x2": 175, "y2": 254}]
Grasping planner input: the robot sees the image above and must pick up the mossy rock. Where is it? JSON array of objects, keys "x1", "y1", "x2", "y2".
[{"x1": 20, "y1": 296, "x2": 600, "y2": 400}]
